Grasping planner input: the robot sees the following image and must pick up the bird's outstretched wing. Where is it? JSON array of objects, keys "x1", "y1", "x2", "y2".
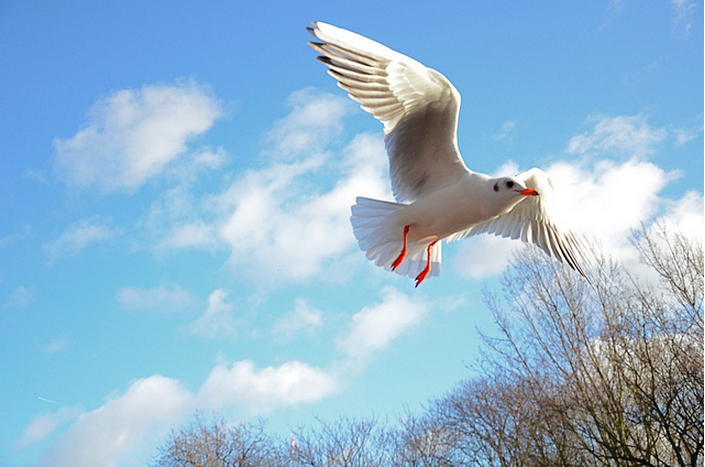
[
  {"x1": 456, "y1": 168, "x2": 591, "y2": 278},
  {"x1": 308, "y1": 21, "x2": 470, "y2": 203}
]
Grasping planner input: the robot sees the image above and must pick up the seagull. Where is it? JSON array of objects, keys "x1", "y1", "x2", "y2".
[{"x1": 308, "y1": 21, "x2": 590, "y2": 287}]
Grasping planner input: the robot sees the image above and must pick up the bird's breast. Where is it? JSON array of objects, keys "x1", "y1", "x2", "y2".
[{"x1": 395, "y1": 179, "x2": 504, "y2": 240}]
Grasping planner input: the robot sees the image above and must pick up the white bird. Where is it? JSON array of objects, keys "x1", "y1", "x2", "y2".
[{"x1": 308, "y1": 21, "x2": 590, "y2": 287}]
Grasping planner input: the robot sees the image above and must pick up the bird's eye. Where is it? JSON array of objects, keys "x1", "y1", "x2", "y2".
[
  {"x1": 493, "y1": 182, "x2": 499, "y2": 192},
  {"x1": 505, "y1": 180, "x2": 514, "y2": 188}
]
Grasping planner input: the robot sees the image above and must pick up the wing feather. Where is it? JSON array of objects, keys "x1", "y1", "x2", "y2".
[
  {"x1": 457, "y1": 168, "x2": 590, "y2": 278},
  {"x1": 308, "y1": 21, "x2": 470, "y2": 202}
]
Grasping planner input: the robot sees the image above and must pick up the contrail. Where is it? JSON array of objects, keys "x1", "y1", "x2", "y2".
[{"x1": 38, "y1": 396, "x2": 66, "y2": 406}]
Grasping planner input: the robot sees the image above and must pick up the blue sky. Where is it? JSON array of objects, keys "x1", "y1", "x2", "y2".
[{"x1": 1, "y1": 1, "x2": 702, "y2": 465}]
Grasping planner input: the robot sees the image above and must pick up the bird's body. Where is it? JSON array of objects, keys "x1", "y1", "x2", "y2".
[
  {"x1": 308, "y1": 21, "x2": 590, "y2": 286},
  {"x1": 392, "y1": 172, "x2": 524, "y2": 241}
]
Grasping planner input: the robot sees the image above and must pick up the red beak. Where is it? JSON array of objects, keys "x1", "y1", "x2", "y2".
[{"x1": 517, "y1": 188, "x2": 539, "y2": 196}]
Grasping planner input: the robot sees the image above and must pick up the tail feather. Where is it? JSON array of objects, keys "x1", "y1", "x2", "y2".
[{"x1": 350, "y1": 197, "x2": 441, "y2": 280}]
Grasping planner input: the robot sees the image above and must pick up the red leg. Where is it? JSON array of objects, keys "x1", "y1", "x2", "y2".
[
  {"x1": 415, "y1": 241, "x2": 437, "y2": 288},
  {"x1": 391, "y1": 225, "x2": 410, "y2": 271}
]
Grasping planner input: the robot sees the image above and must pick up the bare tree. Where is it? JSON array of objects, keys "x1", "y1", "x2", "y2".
[
  {"x1": 290, "y1": 416, "x2": 390, "y2": 467},
  {"x1": 151, "y1": 411, "x2": 287, "y2": 467},
  {"x1": 423, "y1": 225, "x2": 703, "y2": 466},
  {"x1": 386, "y1": 407, "x2": 463, "y2": 467}
]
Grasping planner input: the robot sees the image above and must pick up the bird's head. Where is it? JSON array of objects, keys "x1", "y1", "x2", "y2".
[{"x1": 492, "y1": 177, "x2": 539, "y2": 197}]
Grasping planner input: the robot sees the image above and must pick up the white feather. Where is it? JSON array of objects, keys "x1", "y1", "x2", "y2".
[
  {"x1": 309, "y1": 22, "x2": 593, "y2": 285},
  {"x1": 350, "y1": 197, "x2": 441, "y2": 279}
]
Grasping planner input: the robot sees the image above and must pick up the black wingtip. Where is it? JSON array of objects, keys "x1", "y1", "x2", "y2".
[
  {"x1": 308, "y1": 21, "x2": 320, "y2": 33},
  {"x1": 308, "y1": 41, "x2": 327, "y2": 55}
]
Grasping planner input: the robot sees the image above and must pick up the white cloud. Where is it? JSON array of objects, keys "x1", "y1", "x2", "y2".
[
  {"x1": 189, "y1": 289, "x2": 240, "y2": 338},
  {"x1": 42, "y1": 375, "x2": 192, "y2": 467},
  {"x1": 42, "y1": 216, "x2": 119, "y2": 263},
  {"x1": 30, "y1": 286, "x2": 439, "y2": 465},
  {"x1": 264, "y1": 88, "x2": 353, "y2": 160},
  {"x1": 215, "y1": 111, "x2": 390, "y2": 283},
  {"x1": 629, "y1": 191, "x2": 704, "y2": 284},
  {"x1": 458, "y1": 156, "x2": 677, "y2": 278},
  {"x1": 4, "y1": 285, "x2": 34, "y2": 308},
  {"x1": 166, "y1": 146, "x2": 227, "y2": 182},
  {"x1": 34, "y1": 356, "x2": 341, "y2": 466},
  {"x1": 142, "y1": 183, "x2": 221, "y2": 251},
  {"x1": 609, "y1": 0, "x2": 699, "y2": 37},
  {"x1": 116, "y1": 284, "x2": 197, "y2": 312},
  {"x1": 27, "y1": 73, "x2": 703, "y2": 465},
  {"x1": 42, "y1": 336, "x2": 70, "y2": 354},
  {"x1": 166, "y1": 221, "x2": 218, "y2": 249},
  {"x1": 195, "y1": 359, "x2": 340, "y2": 415},
  {"x1": 136, "y1": 146, "x2": 228, "y2": 252},
  {"x1": 53, "y1": 80, "x2": 222, "y2": 194},
  {"x1": 545, "y1": 158, "x2": 674, "y2": 241},
  {"x1": 271, "y1": 298, "x2": 323, "y2": 341},
  {"x1": 671, "y1": 0, "x2": 698, "y2": 37},
  {"x1": 608, "y1": 0, "x2": 629, "y2": 12},
  {"x1": 135, "y1": 89, "x2": 390, "y2": 284},
  {"x1": 455, "y1": 235, "x2": 519, "y2": 280},
  {"x1": 0, "y1": 225, "x2": 30, "y2": 249},
  {"x1": 673, "y1": 127, "x2": 700, "y2": 147},
  {"x1": 673, "y1": 116, "x2": 703, "y2": 147},
  {"x1": 493, "y1": 120, "x2": 516, "y2": 141},
  {"x1": 566, "y1": 114, "x2": 667, "y2": 159},
  {"x1": 657, "y1": 190, "x2": 704, "y2": 242},
  {"x1": 338, "y1": 287, "x2": 429, "y2": 365},
  {"x1": 456, "y1": 110, "x2": 698, "y2": 280},
  {"x1": 492, "y1": 160, "x2": 520, "y2": 178},
  {"x1": 16, "y1": 406, "x2": 81, "y2": 449}
]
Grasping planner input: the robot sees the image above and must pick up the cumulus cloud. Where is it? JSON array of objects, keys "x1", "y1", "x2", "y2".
[
  {"x1": 469, "y1": 123, "x2": 704, "y2": 279},
  {"x1": 657, "y1": 190, "x2": 704, "y2": 242},
  {"x1": 566, "y1": 113, "x2": 667, "y2": 159},
  {"x1": 27, "y1": 79, "x2": 703, "y2": 466},
  {"x1": 167, "y1": 146, "x2": 227, "y2": 183},
  {"x1": 673, "y1": 116, "x2": 704, "y2": 147},
  {"x1": 337, "y1": 287, "x2": 429, "y2": 366},
  {"x1": 545, "y1": 158, "x2": 674, "y2": 239},
  {"x1": 215, "y1": 98, "x2": 390, "y2": 283},
  {"x1": 116, "y1": 284, "x2": 198, "y2": 312},
  {"x1": 264, "y1": 88, "x2": 353, "y2": 159},
  {"x1": 457, "y1": 156, "x2": 682, "y2": 279},
  {"x1": 271, "y1": 298, "x2": 324, "y2": 341},
  {"x1": 189, "y1": 289, "x2": 241, "y2": 339},
  {"x1": 42, "y1": 216, "x2": 119, "y2": 263},
  {"x1": 42, "y1": 375, "x2": 191, "y2": 467},
  {"x1": 493, "y1": 120, "x2": 516, "y2": 141},
  {"x1": 137, "y1": 146, "x2": 228, "y2": 251},
  {"x1": 165, "y1": 221, "x2": 218, "y2": 249},
  {"x1": 34, "y1": 355, "x2": 341, "y2": 466},
  {"x1": 53, "y1": 80, "x2": 222, "y2": 194},
  {"x1": 195, "y1": 359, "x2": 340, "y2": 414},
  {"x1": 455, "y1": 235, "x2": 518, "y2": 280},
  {"x1": 16, "y1": 406, "x2": 81, "y2": 449},
  {"x1": 142, "y1": 182, "x2": 221, "y2": 251},
  {"x1": 28, "y1": 285, "x2": 435, "y2": 466},
  {"x1": 137, "y1": 89, "x2": 389, "y2": 284},
  {"x1": 455, "y1": 111, "x2": 704, "y2": 279}
]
